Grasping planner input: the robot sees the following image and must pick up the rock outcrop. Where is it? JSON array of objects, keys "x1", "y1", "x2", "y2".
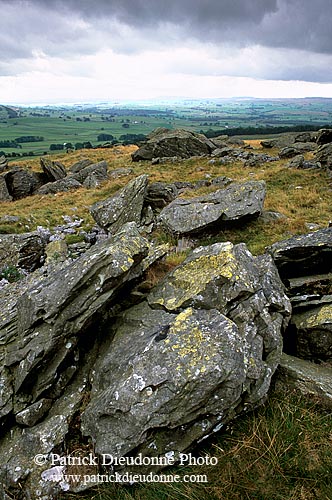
[
  {"x1": 132, "y1": 129, "x2": 216, "y2": 161},
  {"x1": 158, "y1": 180, "x2": 266, "y2": 236},
  {"x1": 0, "y1": 231, "x2": 45, "y2": 271},
  {"x1": 81, "y1": 241, "x2": 290, "y2": 469}
]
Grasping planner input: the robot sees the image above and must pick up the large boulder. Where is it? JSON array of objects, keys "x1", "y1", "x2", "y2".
[
  {"x1": 90, "y1": 174, "x2": 148, "y2": 233},
  {"x1": 72, "y1": 160, "x2": 108, "y2": 183},
  {"x1": 0, "y1": 232, "x2": 45, "y2": 271},
  {"x1": 81, "y1": 242, "x2": 291, "y2": 467},
  {"x1": 158, "y1": 180, "x2": 266, "y2": 236},
  {"x1": 132, "y1": 128, "x2": 216, "y2": 161},
  {"x1": 3, "y1": 167, "x2": 40, "y2": 200},
  {"x1": 144, "y1": 181, "x2": 178, "y2": 212}
]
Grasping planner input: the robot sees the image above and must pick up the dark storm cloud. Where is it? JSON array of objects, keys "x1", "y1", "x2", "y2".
[{"x1": 22, "y1": 0, "x2": 332, "y2": 54}]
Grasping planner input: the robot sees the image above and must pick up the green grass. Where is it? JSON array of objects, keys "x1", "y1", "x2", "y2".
[{"x1": 60, "y1": 388, "x2": 332, "y2": 500}]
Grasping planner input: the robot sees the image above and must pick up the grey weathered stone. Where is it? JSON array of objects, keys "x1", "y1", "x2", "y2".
[
  {"x1": 290, "y1": 304, "x2": 332, "y2": 360},
  {"x1": 267, "y1": 228, "x2": 332, "y2": 279},
  {"x1": 211, "y1": 146, "x2": 234, "y2": 158},
  {"x1": 108, "y1": 167, "x2": 133, "y2": 179},
  {"x1": 0, "y1": 175, "x2": 12, "y2": 202},
  {"x1": 286, "y1": 154, "x2": 304, "y2": 168},
  {"x1": 316, "y1": 128, "x2": 332, "y2": 145},
  {"x1": 15, "y1": 398, "x2": 52, "y2": 426},
  {"x1": 3, "y1": 168, "x2": 39, "y2": 199},
  {"x1": 40, "y1": 158, "x2": 67, "y2": 181},
  {"x1": 158, "y1": 180, "x2": 266, "y2": 236},
  {"x1": 72, "y1": 160, "x2": 108, "y2": 183},
  {"x1": 81, "y1": 241, "x2": 290, "y2": 465},
  {"x1": 132, "y1": 128, "x2": 216, "y2": 161},
  {"x1": 69, "y1": 158, "x2": 93, "y2": 173},
  {"x1": 276, "y1": 353, "x2": 332, "y2": 405},
  {"x1": 294, "y1": 132, "x2": 316, "y2": 143},
  {"x1": 35, "y1": 177, "x2": 82, "y2": 195},
  {"x1": 144, "y1": 182, "x2": 178, "y2": 211},
  {"x1": 260, "y1": 210, "x2": 287, "y2": 223},
  {"x1": 0, "y1": 223, "x2": 150, "y2": 421},
  {"x1": 0, "y1": 232, "x2": 45, "y2": 271},
  {"x1": 315, "y1": 143, "x2": 332, "y2": 167},
  {"x1": 0, "y1": 155, "x2": 8, "y2": 173},
  {"x1": 90, "y1": 174, "x2": 148, "y2": 233}
]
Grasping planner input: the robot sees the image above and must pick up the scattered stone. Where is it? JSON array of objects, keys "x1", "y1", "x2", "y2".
[
  {"x1": 260, "y1": 210, "x2": 287, "y2": 223},
  {"x1": 109, "y1": 167, "x2": 133, "y2": 179}
]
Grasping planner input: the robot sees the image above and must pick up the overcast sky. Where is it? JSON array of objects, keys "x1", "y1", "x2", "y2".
[{"x1": 1, "y1": 0, "x2": 332, "y2": 104}]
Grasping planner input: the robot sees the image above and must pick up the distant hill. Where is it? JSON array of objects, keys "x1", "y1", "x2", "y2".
[{"x1": 0, "y1": 105, "x2": 19, "y2": 119}]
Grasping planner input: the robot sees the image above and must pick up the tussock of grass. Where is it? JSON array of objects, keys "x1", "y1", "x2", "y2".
[{"x1": 61, "y1": 388, "x2": 332, "y2": 500}]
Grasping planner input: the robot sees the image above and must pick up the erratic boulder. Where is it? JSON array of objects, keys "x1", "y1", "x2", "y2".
[
  {"x1": 3, "y1": 167, "x2": 40, "y2": 200},
  {"x1": 315, "y1": 143, "x2": 332, "y2": 168},
  {"x1": 158, "y1": 180, "x2": 266, "y2": 236},
  {"x1": 132, "y1": 129, "x2": 216, "y2": 161},
  {"x1": 90, "y1": 174, "x2": 148, "y2": 233},
  {"x1": 0, "y1": 175, "x2": 12, "y2": 202},
  {"x1": 81, "y1": 241, "x2": 291, "y2": 465},
  {"x1": 72, "y1": 160, "x2": 108, "y2": 183},
  {"x1": 144, "y1": 181, "x2": 178, "y2": 212},
  {"x1": 0, "y1": 155, "x2": 8, "y2": 173}
]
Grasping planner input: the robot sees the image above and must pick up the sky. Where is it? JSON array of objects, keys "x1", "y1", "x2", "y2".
[{"x1": 1, "y1": 0, "x2": 332, "y2": 104}]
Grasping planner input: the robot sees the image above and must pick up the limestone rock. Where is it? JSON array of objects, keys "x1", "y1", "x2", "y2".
[
  {"x1": 132, "y1": 128, "x2": 216, "y2": 161},
  {"x1": 90, "y1": 174, "x2": 148, "y2": 233},
  {"x1": 315, "y1": 143, "x2": 332, "y2": 167},
  {"x1": 158, "y1": 180, "x2": 266, "y2": 236},
  {"x1": 40, "y1": 157, "x2": 67, "y2": 181},
  {"x1": 0, "y1": 175, "x2": 12, "y2": 201},
  {"x1": 69, "y1": 158, "x2": 93, "y2": 173},
  {"x1": 276, "y1": 353, "x2": 332, "y2": 405},
  {"x1": 35, "y1": 177, "x2": 82, "y2": 195},
  {"x1": 0, "y1": 232, "x2": 45, "y2": 271},
  {"x1": 0, "y1": 155, "x2": 8, "y2": 173},
  {"x1": 290, "y1": 304, "x2": 332, "y2": 360},
  {"x1": 144, "y1": 181, "x2": 178, "y2": 212},
  {"x1": 3, "y1": 167, "x2": 39, "y2": 200},
  {"x1": 72, "y1": 160, "x2": 108, "y2": 183},
  {"x1": 267, "y1": 228, "x2": 332, "y2": 279},
  {"x1": 82, "y1": 242, "x2": 290, "y2": 464},
  {"x1": 316, "y1": 128, "x2": 332, "y2": 145}
]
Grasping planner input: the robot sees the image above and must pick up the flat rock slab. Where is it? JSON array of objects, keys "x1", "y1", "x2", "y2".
[
  {"x1": 276, "y1": 353, "x2": 332, "y2": 406},
  {"x1": 158, "y1": 180, "x2": 266, "y2": 236},
  {"x1": 268, "y1": 228, "x2": 332, "y2": 279}
]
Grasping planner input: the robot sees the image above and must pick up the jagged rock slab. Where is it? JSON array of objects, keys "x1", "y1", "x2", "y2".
[
  {"x1": 82, "y1": 242, "x2": 290, "y2": 468},
  {"x1": 267, "y1": 228, "x2": 332, "y2": 279},
  {"x1": 276, "y1": 353, "x2": 332, "y2": 405},
  {"x1": 0, "y1": 223, "x2": 150, "y2": 421},
  {"x1": 90, "y1": 174, "x2": 148, "y2": 233},
  {"x1": 144, "y1": 181, "x2": 178, "y2": 211},
  {"x1": 0, "y1": 175, "x2": 12, "y2": 202},
  {"x1": 3, "y1": 168, "x2": 40, "y2": 200},
  {"x1": 0, "y1": 155, "x2": 8, "y2": 173},
  {"x1": 40, "y1": 158, "x2": 67, "y2": 181},
  {"x1": 158, "y1": 180, "x2": 266, "y2": 236},
  {"x1": 132, "y1": 128, "x2": 216, "y2": 161},
  {"x1": 0, "y1": 232, "x2": 45, "y2": 271},
  {"x1": 316, "y1": 128, "x2": 332, "y2": 145},
  {"x1": 315, "y1": 143, "x2": 332, "y2": 167}
]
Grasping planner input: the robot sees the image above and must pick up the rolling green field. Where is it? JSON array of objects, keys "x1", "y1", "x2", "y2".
[{"x1": 1, "y1": 97, "x2": 332, "y2": 158}]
